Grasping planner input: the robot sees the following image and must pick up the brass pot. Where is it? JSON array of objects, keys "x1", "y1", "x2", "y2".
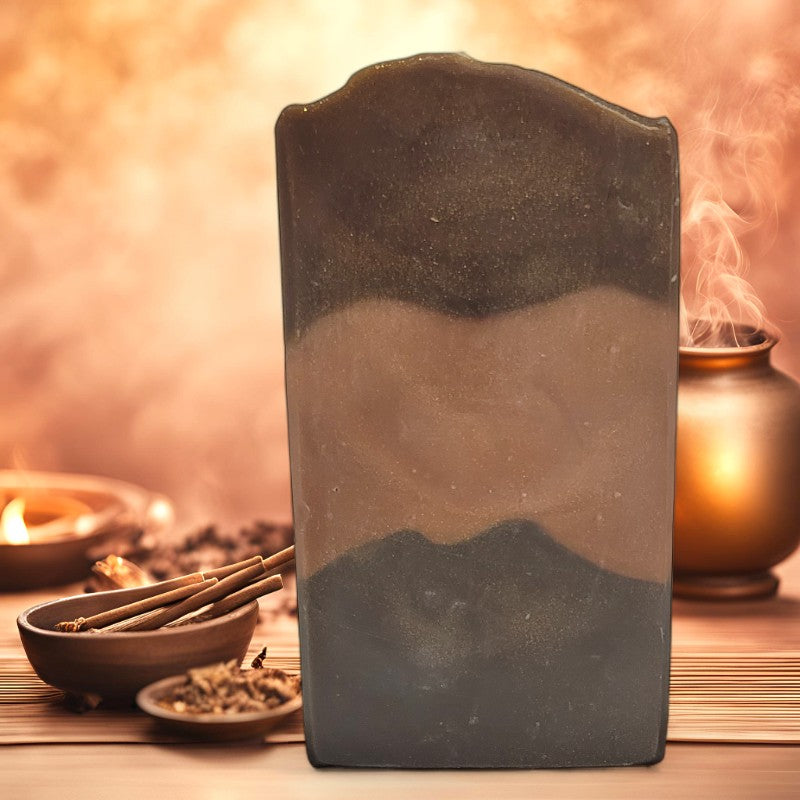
[{"x1": 674, "y1": 331, "x2": 800, "y2": 599}]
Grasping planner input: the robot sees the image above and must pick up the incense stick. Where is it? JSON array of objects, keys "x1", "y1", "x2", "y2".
[
  {"x1": 260, "y1": 545, "x2": 295, "y2": 574},
  {"x1": 202, "y1": 546, "x2": 295, "y2": 581},
  {"x1": 181, "y1": 574, "x2": 283, "y2": 624},
  {"x1": 54, "y1": 578, "x2": 218, "y2": 632},
  {"x1": 201, "y1": 555, "x2": 264, "y2": 581},
  {"x1": 122, "y1": 561, "x2": 267, "y2": 632}
]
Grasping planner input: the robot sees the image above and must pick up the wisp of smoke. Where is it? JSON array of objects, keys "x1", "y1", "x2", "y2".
[{"x1": 680, "y1": 65, "x2": 800, "y2": 346}]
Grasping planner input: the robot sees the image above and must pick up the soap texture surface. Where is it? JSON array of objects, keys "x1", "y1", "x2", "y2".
[{"x1": 276, "y1": 52, "x2": 679, "y2": 769}]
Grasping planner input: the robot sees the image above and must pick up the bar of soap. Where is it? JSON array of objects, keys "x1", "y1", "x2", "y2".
[{"x1": 276, "y1": 53, "x2": 679, "y2": 769}]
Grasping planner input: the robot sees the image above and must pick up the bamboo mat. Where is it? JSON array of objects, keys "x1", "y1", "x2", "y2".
[
  {"x1": 2, "y1": 554, "x2": 799, "y2": 746},
  {"x1": 669, "y1": 551, "x2": 800, "y2": 743}
]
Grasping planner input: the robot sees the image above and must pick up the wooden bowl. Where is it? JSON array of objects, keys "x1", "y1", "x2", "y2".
[
  {"x1": 17, "y1": 585, "x2": 258, "y2": 703},
  {"x1": 137, "y1": 676, "x2": 302, "y2": 741}
]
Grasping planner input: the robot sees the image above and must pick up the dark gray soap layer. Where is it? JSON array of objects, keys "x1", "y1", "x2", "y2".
[{"x1": 300, "y1": 521, "x2": 670, "y2": 768}]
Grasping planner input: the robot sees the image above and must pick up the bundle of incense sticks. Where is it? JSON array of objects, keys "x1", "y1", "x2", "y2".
[{"x1": 54, "y1": 545, "x2": 295, "y2": 633}]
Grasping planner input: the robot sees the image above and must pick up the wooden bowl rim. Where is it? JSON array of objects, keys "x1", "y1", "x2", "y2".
[
  {"x1": 0, "y1": 469, "x2": 170, "y2": 522},
  {"x1": 18, "y1": 589, "x2": 259, "y2": 641},
  {"x1": 136, "y1": 673, "x2": 302, "y2": 725}
]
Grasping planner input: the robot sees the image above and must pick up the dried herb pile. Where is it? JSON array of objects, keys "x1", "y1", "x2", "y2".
[{"x1": 157, "y1": 660, "x2": 301, "y2": 715}]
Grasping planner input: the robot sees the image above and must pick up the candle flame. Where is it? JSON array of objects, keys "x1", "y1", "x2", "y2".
[{"x1": 0, "y1": 498, "x2": 30, "y2": 545}]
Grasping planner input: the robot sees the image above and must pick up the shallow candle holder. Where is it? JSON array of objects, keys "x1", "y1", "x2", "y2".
[{"x1": 0, "y1": 470, "x2": 173, "y2": 591}]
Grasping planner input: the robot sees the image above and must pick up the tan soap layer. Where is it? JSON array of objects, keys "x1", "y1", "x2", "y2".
[{"x1": 286, "y1": 285, "x2": 674, "y2": 582}]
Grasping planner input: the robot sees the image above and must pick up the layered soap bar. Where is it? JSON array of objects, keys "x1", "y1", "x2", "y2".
[{"x1": 276, "y1": 53, "x2": 679, "y2": 768}]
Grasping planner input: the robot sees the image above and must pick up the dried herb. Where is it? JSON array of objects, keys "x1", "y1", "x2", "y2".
[
  {"x1": 251, "y1": 647, "x2": 268, "y2": 669},
  {"x1": 157, "y1": 660, "x2": 300, "y2": 715}
]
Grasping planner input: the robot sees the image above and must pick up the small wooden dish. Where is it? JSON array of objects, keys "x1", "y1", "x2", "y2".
[
  {"x1": 17, "y1": 585, "x2": 258, "y2": 703},
  {"x1": 137, "y1": 675, "x2": 302, "y2": 741}
]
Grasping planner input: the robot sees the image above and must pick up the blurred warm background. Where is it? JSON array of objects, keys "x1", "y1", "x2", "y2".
[{"x1": 1, "y1": 0, "x2": 798, "y2": 528}]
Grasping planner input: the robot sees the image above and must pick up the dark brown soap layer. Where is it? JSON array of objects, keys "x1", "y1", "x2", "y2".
[
  {"x1": 276, "y1": 53, "x2": 678, "y2": 338},
  {"x1": 299, "y1": 520, "x2": 669, "y2": 768}
]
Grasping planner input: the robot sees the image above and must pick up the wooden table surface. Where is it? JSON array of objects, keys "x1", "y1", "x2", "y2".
[
  {"x1": 3, "y1": 557, "x2": 799, "y2": 797},
  {"x1": 2, "y1": 741, "x2": 800, "y2": 799}
]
